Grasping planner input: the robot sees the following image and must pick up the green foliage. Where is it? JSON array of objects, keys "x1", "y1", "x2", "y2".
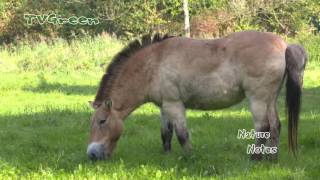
[
  {"x1": 248, "y1": 0, "x2": 314, "y2": 35},
  {"x1": 1, "y1": 0, "x2": 319, "y2": 43},
  {"x1": 205, "y1": 0, "x2": 320, "y2": 36}
]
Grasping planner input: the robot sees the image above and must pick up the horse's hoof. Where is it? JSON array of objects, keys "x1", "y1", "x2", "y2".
[
  {"x1": 250, "y1": 153, "x2": 263, "y2": 161},
  {"x1": 183, "y1": 143, "x2": 192, "y2": 153},
  {"x1": 266, "y1": 153, "x2": 279, "y2": 162},
  {"x1": 163, "y1": 143, "x2": 171, "y2": 153}
]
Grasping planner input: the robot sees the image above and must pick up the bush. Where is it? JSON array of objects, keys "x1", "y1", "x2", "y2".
[
  {"x1": 0, "y1": 0, "x2": 319, "y2": 43},
  {"x1": 189, "y1": 0, "x2": 320, "y2": 38}
]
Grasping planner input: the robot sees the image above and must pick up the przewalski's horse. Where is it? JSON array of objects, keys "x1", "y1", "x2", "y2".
[{"x1": 87, "y1": 31, "x2": 307, "y2": 161}]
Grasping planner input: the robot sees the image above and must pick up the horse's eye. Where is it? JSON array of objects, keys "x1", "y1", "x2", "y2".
[{"x1": 99, "y1": 119, "x2": 106, "y2": 125}]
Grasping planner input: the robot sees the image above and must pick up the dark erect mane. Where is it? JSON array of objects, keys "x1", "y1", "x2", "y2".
[{"x1": 94, "y1": 33, "x2": 174, "y2": 104}]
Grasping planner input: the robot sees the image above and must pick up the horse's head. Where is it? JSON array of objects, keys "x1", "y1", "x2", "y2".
[{"x1": 87, "y1": 100, "x2": 123, "y2": 160}]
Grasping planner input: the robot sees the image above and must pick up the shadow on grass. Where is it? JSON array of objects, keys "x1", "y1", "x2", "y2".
[
  {"x1": 23, "y1": 82, "x2": 97, "y2": 95},
  {"x1": 22, "y1": 74, "x2": 97, "y2": 95}
]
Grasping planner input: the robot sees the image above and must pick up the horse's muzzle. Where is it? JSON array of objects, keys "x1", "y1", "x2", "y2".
[{"x1": 87, "y1": 142, "x2": 108, "y2": 160}]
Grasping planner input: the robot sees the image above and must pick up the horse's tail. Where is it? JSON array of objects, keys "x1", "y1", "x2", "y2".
[{"x1": 285, "y1": 44, "x2": 306, "y2": 157}]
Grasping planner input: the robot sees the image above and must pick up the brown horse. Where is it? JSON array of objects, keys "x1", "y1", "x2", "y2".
[{"x1": 87, "y1": 31, "x2": 307, "y2": 161}]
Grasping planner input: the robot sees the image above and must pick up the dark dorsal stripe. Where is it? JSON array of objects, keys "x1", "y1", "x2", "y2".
[{"x1": 94, "y1": 33, "x2": 174, "y2": 104}]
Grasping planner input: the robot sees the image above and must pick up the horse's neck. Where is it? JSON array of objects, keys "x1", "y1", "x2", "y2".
[{"x1": 109, "y1": 57, "x2": 153, "y2": 119}]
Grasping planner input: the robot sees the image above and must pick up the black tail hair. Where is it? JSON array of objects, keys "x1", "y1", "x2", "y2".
[{"x1": 285, "y1": 44, "x2": 306, "y2": 157}]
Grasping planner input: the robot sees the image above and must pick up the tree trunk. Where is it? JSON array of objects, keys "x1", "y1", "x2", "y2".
[{"x1": 183, "y1": 0, "x2": 190, "y2": 37}]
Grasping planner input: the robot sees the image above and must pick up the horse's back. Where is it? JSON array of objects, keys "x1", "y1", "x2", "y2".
[{"x1": 151, "y1": 31, "x2": 287, "y2": 109}]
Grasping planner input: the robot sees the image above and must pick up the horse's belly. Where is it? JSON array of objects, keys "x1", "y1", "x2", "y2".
[
  {"x1": 155, "y1": 60, "x2": 245, "y2": 109},
  {"x1": 181, "y1": 76, "x2": 245, "y2": 110},
  {"x1": 184, "y1": 90, "x2": 245, "y2": 110}
]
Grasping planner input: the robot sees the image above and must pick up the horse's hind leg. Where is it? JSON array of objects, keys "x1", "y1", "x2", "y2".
[
  {"x1": 267, "y1": 100, "x2": 281, "y2": 160},
  {"x1": 160, "y1": 108, "x2": 173, "y2": 152},
  {"x1": 249, "y1": 97, "x2": 270, "y2": 160},
  {"x1": 161, "y1": 101, "x2": 192, "y2": 151}
]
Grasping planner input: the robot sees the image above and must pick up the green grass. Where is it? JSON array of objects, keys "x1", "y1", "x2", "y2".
[
  {"x1": 0, "y1": 34, "x2": 123, "y2": 73},
  {"x1": 0, "y1": 35, "x2": 319, "y2": 179}
]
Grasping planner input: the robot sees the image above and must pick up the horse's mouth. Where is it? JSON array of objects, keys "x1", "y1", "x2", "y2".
[{"x1": 87, "y1": 142, "x2": 111, "y2": 161}]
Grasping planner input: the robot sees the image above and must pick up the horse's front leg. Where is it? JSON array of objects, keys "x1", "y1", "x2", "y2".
[
  {"x1": 160, "y1": 108, "x2": 173, "y2": 152},
  {"x1": 162, "y1": 101, "x2": 192, "y2": 152}
]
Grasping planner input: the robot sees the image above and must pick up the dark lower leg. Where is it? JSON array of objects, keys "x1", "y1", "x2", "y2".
[
  {"x1": 175, "y1": 125, "x2": 192, "y2": 151},
  {"x1": 267, "y1": 112, "x2": 281, "y2": 161},
  {"x1": 161, "y1": 122, "x2": 173, "y2": 152},
  {"x1": 251, "y1": 124, "x2": 270, "y2": 161}
]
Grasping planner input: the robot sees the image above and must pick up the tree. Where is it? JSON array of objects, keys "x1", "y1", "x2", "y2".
[{"x1": 183, "y1": 0, "x2": 190, "y2": 37}]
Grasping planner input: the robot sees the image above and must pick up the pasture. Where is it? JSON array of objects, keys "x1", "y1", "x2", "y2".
[{"x1": 0, "y1": 36, "x2": 319, "y2": 179}]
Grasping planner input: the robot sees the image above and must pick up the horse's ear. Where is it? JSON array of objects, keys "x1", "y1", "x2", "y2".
[
  {"x1": 88, "y1": 101, "x2": 100, "y2": 109},
  {"x1": 104, "y1": 100, "x2": 112, "y2": 109}
]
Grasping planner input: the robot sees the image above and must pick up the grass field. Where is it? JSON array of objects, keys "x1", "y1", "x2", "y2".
[{"x1": 0, "y1": 35, "x2": 319, "y2": 179}]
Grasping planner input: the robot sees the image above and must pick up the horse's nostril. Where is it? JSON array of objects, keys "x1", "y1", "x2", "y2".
[
  {"x1": 88, "y1": 152, "x2": 97, "y2": 161},
  {"x1": 87, "y1": 143, "x2": 107, "y2": 160}
]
